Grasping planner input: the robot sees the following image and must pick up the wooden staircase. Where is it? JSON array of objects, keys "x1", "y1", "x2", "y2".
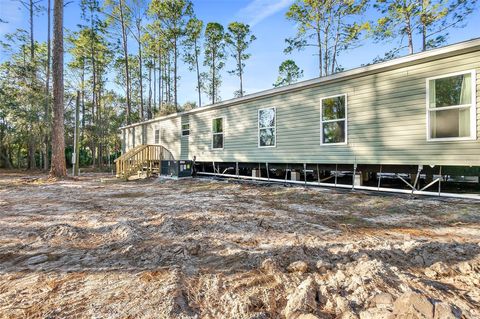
[{"x1": 115, "y1": 144, "x2": 174, "y2": 180}]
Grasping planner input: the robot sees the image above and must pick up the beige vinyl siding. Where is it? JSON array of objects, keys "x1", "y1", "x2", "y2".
[
  {"x1": 123, "y1": 129, "x2": 129, "y2": 151},
  {"x1": 159, "y1": 117, "x2": 181, "y2": 159},
  {"x1": 134, "y1": 126, "x2": 142, "y2": 147},
  {"x1": 122, "y1": 47, "x2": 480, "y2": 166},
  {"x1": 125, "y1": 127, "x2": 135, "y2": 149},
  {"x1": 146, "y1": 124, "x2": 157, "y2": 145},
  {"x1": 180, "y1": 115, "x2": 190, "y2": 160}
]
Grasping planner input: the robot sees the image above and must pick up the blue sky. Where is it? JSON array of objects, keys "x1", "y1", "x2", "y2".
[{"x1": 1, "y1": 0, "x2": 479, "y2": 105}]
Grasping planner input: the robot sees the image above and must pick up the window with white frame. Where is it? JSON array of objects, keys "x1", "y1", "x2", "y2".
[
  {"x1": 182, "y1": 123, "x2": 190, "y2": 137},
  {"x1": 427, "y1": 71, "x2": 476, "y2": 140},
  {"x1": 258, "y1": 107, "x2": 276, "y2": 147},
  {"x1": 212, "y1": 118, "x2": 224, "y2": 149},
  {"x1": 321, "y1": 94, "x2": 347, "y2": 144},
  {"x1": 154, "y1": 129, "x2": 160, "y2": 144}
]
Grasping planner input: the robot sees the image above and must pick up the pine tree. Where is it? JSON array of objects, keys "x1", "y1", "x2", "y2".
[
  {"x1": 273, "y1": 60, "x2": 304, "y2": 87},
  {"x1": 183, "y1": 17, "x2": 203, "y2": 107},
  {"x1": 203, "y1": 22, "x2": 226, "y2": 104},
  {"x1": 148, "y1": 0, "x2": 193, "y2": 110},
  {"x1": 225, "y1": 22, "x2": 256, "y2": 97},
  {"x1": 50, "y1": 0, "x2": 66, "y2": 177},
  {"x1": 285, "y1": 0, "x2": 369, "y2": 77}
]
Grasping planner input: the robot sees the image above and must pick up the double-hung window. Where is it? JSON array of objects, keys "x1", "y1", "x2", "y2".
[
  {"x1": 212, "y1": 117, "x2": 224, "y2": 149},
  {"x1": 258, "y1": 107, "x2": 276, "y2": 147},
  {"x1": 182, "y1": 124, "x2": 190, "y2": 137},
  {"x1": 427, "y1": 71, "x2": 476, "y2": 141},
  {"x1": 154, "y1": 129, "x2": 160, "y2": 144},
  {"x1": 320, "y1": 94, "x2": 347, "y2": 144}
]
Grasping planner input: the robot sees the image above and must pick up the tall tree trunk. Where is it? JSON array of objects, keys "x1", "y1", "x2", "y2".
[
  {"x1": 160, "y1": 53, "x2": 163, "y2": 108},
  {"x1": 28, "y1": 138, "x2": 36, "y2": 169},
  {"x1": 405, "y1": 12, "x2": 414, "y2": 54},
  {"x1": 316, "y1": 28, "x2": 322, "y2": 77},
  {"x1": 163, "y1": 59, "x2": 167, "y2": 104},
  {"x1": 0, "y1": 119, "x2": 12, "y2": 169},
  {"x1": 44, "y1": 0, "x2": 51, "y2": 171},
  {"x1": 162, "y1": 57, "x2": 166, "y2": 107},
  {"x1": 119, "y1": 0, "x2": 131, "y2": 125},
  {"x1": 16, "y1": 145, "x2": 21, "y2": 168},
  {"x1": 28, "y1": 0, "x2": 36, "y2": 170},
  {"x1": 91, "y1": 142, "x2": 96, "y2": 167},
  {"x1": 173, "y1": 38, "x2": 178, "y2": 111},
  {"x1": 324, "y1": 25, "x2": 329, "y2": 76},
  {"x1": 0, "y1": 150, "x2": 12, "y2": 169},
  {"x1": 422, "y1": 25, "x2": 427, "y2": 51},
  {"x1": 194, "y1": 38, "x2": 201, "y2": 107},
  {"x1": 29, "y1": 0, "x2": 34, "y2": 62},
  {"x1": 90, "y1": 8, "x2": 97, "y2": 147},
  {"x1": 148, "y1": 61, "x2": 152, "y2": 119},
  {"x1": 212, "y1": 50, "x2": 216, "y2": 104},
  {"x1": 167, "y1": 52, "x2": 171, "y2": 104},
  {"x1": 421, "y1": 0, "x2": 427, "y2": 51},
  {"x1": 153, "y1": 56, "x2": 156, "y2": 112},
  {"x1": 158, "y1": 45, "x2": 162, "y2": 109},
  {"x1": 21, "y1": 48, "x2": 27, "y2": 169},
  {"x1": 407, "y1": 30, "x2": 414, "y2": 54},
  {"x1": 50, "y1": 0, "x2": 66, "y2": 178},
  {"x1": 137, "y1": 26, "x2": 144, "y2": 120},
  {"x1": 162, "y1": 62, "x2": 166, "y2": 105},
  {"x1": 421, "y1": 0, "x2": 427, "y2": 52},
  {"x1": 98, "y1": 77, "x2": 103, "y2": 167},
  {"x1": 237, "y1": 48, "x2": 243, "y2": 97},
  {"x1": 81, "y1": 60, "x2": 85, "y2": 141},
  {"x1": 331, "y1": 19, "x2": 341, "y2": 75}
]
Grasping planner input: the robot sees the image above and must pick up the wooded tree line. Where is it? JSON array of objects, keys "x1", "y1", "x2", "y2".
[{"x1": 0, "y1": 0, "x2": 477, "y2": 171}]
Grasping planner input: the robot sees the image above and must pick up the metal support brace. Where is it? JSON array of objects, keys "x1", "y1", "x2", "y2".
[
  {"x1": 396, "y1": 165, "x2": 424, "y2": 193},
  {"x1": 412, "y1": 165, "x2": 423, "y2": 192},
  {"x1": 335, "y1": 164, "x2": 338, "y2": 187},
  {"x1": 414, "y1": 166, "x2": 443, "y2": 195},
  {"x1": 236, "y1": 162, "x2": 239, "y2": 177},
  {"x1": 352, "y1": 164, "x2": 357, "y2": 190},
  {"x1": 420, "y1": 178, "x2": 441, "y2": 192},
  {"x1": 222, "y1": 167, "x2": 234, "y2": 174},
  {"x1": 438, "y1": 166, "x2": 442, "y2": 196},
  {"x1": 377, "y1": 165, "x2": 382, "y2": 190},
  {"x1": 396, "y1": 174, "x2": 416, "y2": 190},
  {"x1": 320, "y1": 175, "x2": 335, "y2": 182},
  {"x1": 304, "y1": 163, "x2": 307, "y2": 186},
  {"x1": 317, "y1": 164, "x2": 320, "y2": 183}
]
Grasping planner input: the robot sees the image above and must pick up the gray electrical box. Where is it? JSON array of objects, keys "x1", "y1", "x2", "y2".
[{"x1": 161, "y1": 160, "x2": 192, "y2": 178}]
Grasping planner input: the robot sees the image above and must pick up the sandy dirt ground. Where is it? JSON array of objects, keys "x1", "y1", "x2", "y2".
[{"x1": 0, "y1": 171, "x2": 479, "y2": 319}]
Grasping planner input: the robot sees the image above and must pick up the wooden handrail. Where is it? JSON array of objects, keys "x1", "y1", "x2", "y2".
[
  {"x1": 115, "y1": 144, "x2": 174, "y2": 180},
  {"x1": 114, "y1": 145, "x2": 145, "y2": 163}
]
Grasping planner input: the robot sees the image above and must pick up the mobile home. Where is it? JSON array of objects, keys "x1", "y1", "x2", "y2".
[{"x1": 118, "y1": 38, "x2": 480, "y2": 198}]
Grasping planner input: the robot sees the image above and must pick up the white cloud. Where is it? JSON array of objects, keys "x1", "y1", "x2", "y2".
[{"x1": 236, "y1": 0, "x2": 294, "y2": 26}]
